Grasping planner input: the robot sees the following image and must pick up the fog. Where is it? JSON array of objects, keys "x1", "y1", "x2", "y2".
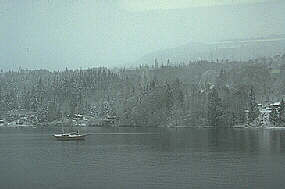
[{"x1": 0, "y1": 0, "x2": 284, "y2": 70}]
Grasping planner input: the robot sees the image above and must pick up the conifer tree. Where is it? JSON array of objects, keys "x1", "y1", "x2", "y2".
[
  {"x1": 279, "y1": 99, "x2": 285, "y2": 125},
  {"x1": 207, "y1": 87, "x2": 223, "y2": 127},
  {"x1": 248, "y1": 87, "x2": 259, "y2": 122},
  {"x1": 270, "y1": 108, "x2": 279, "y2": 126}
]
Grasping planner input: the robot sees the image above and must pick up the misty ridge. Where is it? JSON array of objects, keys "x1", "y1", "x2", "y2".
[
  {"x1": 138, "y1": 34, "x2": 285, "y2": 65},
  {"x1": 1, "y1": 0, "x2": 285, "y2": 128},
  {"x1": 1, "y1": 0, "x2": 285, "y2": 70}
]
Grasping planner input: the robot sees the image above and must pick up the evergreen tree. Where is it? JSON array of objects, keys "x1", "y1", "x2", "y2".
[
  {"x1": 270, "y1": 108, "x2": 279, "y2": 126},
  {"x1": 216, "y1": 69, "x2": 227, "y2": 87},
  {"x1": 165, "y1": 82, "x2": 173, "y2": 113},
  {"x1": 0, "y1": 86, "x2": 3, "y2": 113},
  {"x1": 248, "y1": 87, "x2": 259, "y2": 122},
  {"x1": 167, "y1": 59, "x2": 170, "y2": 66},
  {"x1": 154, "y1": 58, "x2": 159, "y2": 68},
  {"x1": 279, "y1": 99, "x2": 285, "y2": 125},
  {"x1": 207, "y1": 87, "x2": 224, "y2": 127}
]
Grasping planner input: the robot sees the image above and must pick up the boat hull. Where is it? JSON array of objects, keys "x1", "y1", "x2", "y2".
[{"x1": 53, "y1": 134, "x2": 87, "y2": 141}]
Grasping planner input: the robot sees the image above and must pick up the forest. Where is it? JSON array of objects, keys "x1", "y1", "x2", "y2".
[{"x1": 1, "y1": 53, "x2": 285, "y2": 127}]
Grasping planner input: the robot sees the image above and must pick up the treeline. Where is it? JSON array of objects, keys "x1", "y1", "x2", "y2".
[
  {"x1": 117, "y1": 54, "x2": 285, "y2": 127},
  {"x1": 269, "y1": 99, "x2": 285, "y2": 126},
  {"x1": 0, "y1": 53, "x2": 285, "y2": 127},
  {"x1": 0, "y1": 68, "x2": 122, "y2": 122}
]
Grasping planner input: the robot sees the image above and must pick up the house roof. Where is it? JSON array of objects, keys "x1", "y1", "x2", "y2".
[{"x1": 270, "y1": 102, "x2": 280, "y2": 106}]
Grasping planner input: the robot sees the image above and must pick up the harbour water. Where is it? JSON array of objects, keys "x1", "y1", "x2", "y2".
[{"x1": 1, "y1": 127, "x2": 285, "y2": 189}]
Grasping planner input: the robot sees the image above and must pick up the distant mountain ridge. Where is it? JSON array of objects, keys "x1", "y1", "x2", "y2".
[
  {"x1": 137, "y1": 35, "x2": 285, "y2": 65},
  {"x1": 216, "y1": 34, "x2": 285, "y2": 43}
]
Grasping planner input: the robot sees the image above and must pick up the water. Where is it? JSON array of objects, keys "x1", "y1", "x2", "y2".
[{"x1": 1, "y1": 127, "x2": 285, "y2": 189}]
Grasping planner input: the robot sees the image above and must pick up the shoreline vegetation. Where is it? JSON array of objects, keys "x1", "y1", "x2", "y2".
[{"x1": 1, "y1": 54, "x2": 285, "y2": 128}]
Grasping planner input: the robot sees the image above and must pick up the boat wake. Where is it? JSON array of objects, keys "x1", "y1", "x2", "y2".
[{"x1": 87, "y1": 132, "x2": 159, "y2": 135}]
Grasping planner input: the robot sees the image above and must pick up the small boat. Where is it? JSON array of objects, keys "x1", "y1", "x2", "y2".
[{"x1": 53, "y1": 131, "x2": 87, "y2": 141}]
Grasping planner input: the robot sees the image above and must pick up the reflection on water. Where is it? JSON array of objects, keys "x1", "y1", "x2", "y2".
[{"x1": 0, "y1": 127, "x2": 285, "y2": 189}]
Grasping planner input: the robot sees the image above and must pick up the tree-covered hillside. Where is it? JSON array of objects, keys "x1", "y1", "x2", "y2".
[{"x1": 1, "y1": 53, "x2": 285, "y2": 127}]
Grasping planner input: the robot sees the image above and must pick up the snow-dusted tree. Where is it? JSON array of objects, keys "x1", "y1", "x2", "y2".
[
  {"x1": 216, "y1": 69, "x2": 227, "y2": 87},
  {"x1": 207, "y1": 87, "x2": 224, "y2": 127},
  {"x1": 0, "y1": 85, "x2": 3, "y2": 113},
  {"x1": 248, "y1": 87, "x2": 259, "y2": 122},
  {"x1": 232, "y1": 86, "x2": 248, "y2": 124},
  {"x1": 279, "y1": 99, "x2": 285, "y2": 125},
  {"x1": 270, "y1": 108, "x2": 279, "y2": 126}
]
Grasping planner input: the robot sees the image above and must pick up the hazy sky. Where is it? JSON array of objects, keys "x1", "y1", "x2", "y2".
[
  {"x1": 120, "y1": 0, "x2": 274, "y2": 11},
  {"x1": 0, "y1": 0, "x2": 284, "y2": 70}
]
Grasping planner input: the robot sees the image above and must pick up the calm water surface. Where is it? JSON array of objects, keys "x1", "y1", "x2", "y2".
[{"x1": 1, "y1": 127, "x2": 285, "y2": 189}]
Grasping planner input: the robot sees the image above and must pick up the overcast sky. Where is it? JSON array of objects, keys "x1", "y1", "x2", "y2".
[
  {"x1": 0, "y1": 0, "x2": 284, "y2": 70},
  {"x1": 120, "y1": 0, "x2": 274, "y2": 10}
]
